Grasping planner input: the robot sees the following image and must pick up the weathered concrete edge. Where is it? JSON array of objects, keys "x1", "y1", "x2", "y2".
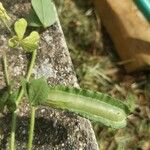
[{"x1": 53, "y1": 6, "x2": 99, "y2": 149}]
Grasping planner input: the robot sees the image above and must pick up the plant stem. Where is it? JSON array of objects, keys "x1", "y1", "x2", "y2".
[
  {"x1": 27, "y1": 106, "x2": 36, "y2": 150},
  {"x1": 10, "y1": 110, "x2": 17, "y2": 150},
  {"x1": 1, "y1": 19, "x2": 13, "y2": 34},
  {"x1": 2, "y1": 54, "x2": 16, "y2": 150},
  {"x1": 10, "y1": 49, "x2": 37, "y2": 150},
  {"x1": 27, "y1": 49, "x2": 37, "y2": 150},
  {"x1": 15, "y1": 49, "x2": 37, "y2": 105},
  {"x1": 26, "y1": 49, "x2": 37, "y2": 82},
  {"x1": 2, "y1": 54, "x2": 10, "y2": 86}
]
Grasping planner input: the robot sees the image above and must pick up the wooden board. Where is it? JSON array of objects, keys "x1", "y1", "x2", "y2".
[{"x1": 93, "y1": 0, "x2": 150, "y2": 72}]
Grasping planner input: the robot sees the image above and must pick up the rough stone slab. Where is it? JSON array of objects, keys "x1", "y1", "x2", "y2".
[{"x1": 0, "y1": 0, "x2": 99, "y2": 149}]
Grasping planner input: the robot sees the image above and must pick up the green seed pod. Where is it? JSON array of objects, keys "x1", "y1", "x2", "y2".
[{"x1": 44, "y1": 86, "x2": 130, "y2": 129}]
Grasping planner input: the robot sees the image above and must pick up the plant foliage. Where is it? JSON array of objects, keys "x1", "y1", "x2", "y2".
[
  {"x1": 26, "y1": 78, "x2": 49, "y2": 106},
  {"x1": 30, "y1": 0, "x2": 57, "y2": 28},
  {"x1": 8, "y1": 18, "x2": 40, "y2": 52}
]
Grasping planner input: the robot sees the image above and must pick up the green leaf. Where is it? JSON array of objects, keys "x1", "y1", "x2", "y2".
[
  {"x1": 8, "y1": 36, "x2": 19, "y2": 48},
  {"x1": 9, "y1": 18, "x2": 40, "y2": 52},
  {"x1": 26, "y1": 78, "x2": 49, "y2": 106},
  {"x1": 26, "y1": 9, "x2": 43, "y2": 27},
  {"x1": 21, "y1": 31, "x2": 40, "y2": 52},
  {"x1": 31, "y1": 0, "x2": 57, "y2": 28},
  {"x1": 0, "y1": 89, "x2": 9, "y2": 111},
  {"x1": 7, "y1": 91, "x2": 19, "y2": 112},
  {"x1": 14, "y1": 18, "x2": 27, "y2": 40},
  {"x1": 0, "y1": 88, "x2": 19, "y2": 112}
]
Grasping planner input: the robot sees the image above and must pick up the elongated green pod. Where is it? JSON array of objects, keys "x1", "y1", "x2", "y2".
[{"x1": 44, "y1": 86, "x2": 130, "y2": 129}]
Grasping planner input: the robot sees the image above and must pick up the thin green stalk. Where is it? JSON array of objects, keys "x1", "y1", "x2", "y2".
[
  {"x1": 26, "y1": 49, "x2": 37, "y2": 82},
  {"x1": 27, "y1": 106, "x2": 36, "y2": 150},
  {"x1": 2, "y1": 54, "x2": 10, "y2": 86},
  {"x1": 2, "y1": 54, "x2": 17, "y2": 150},
  {"x1": 10, "y1": 110, "x2": 17, "y2": 150},
  {"x1": 2, "y1": 54, "x2": 15, "y2": 150},
  {"x1": 10, "y1": 49, "x2": 37, "y2": 150},
  {"x1": 1, "y1": 19, "x2": 13, "y2": 35},
  {"x1": 26, "y1": 49, "x2": 37, "y2": 150}
]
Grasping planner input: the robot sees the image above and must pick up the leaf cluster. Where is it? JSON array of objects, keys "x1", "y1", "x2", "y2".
[{"x1": 9, "y1": 18, "x2": 40, "y2": 52}]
